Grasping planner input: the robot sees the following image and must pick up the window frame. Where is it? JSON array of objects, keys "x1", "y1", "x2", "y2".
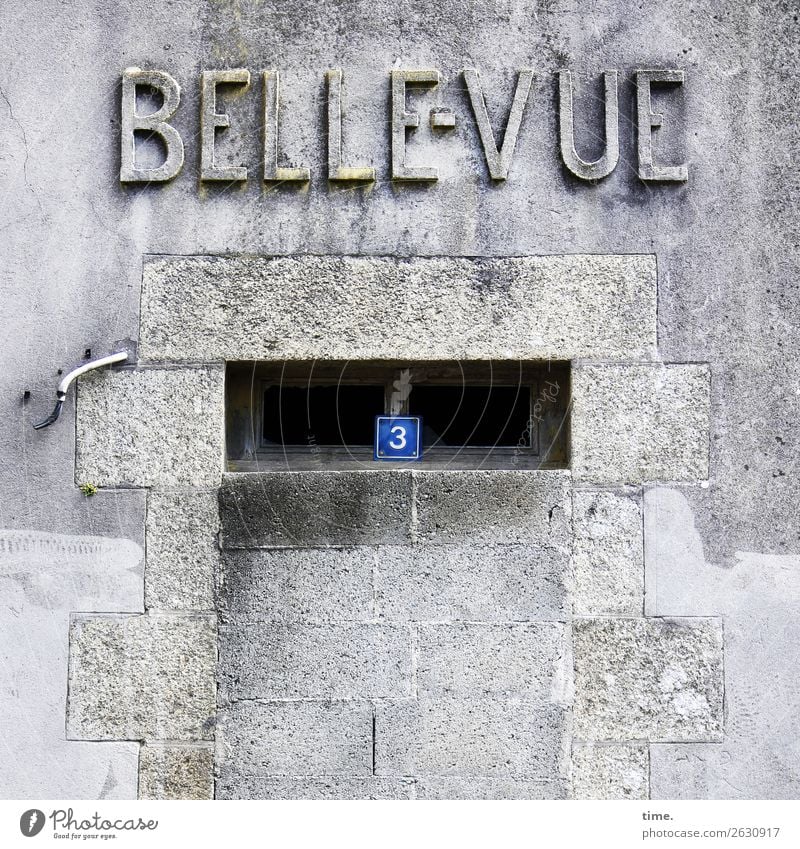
[{"x1": 226, "y1": 360, "x2": 569, "y2": 471}]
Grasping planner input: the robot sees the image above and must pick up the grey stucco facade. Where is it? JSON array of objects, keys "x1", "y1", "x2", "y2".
[{"x1": 1, "y1": 0, "x2": 798, "y2": 800}]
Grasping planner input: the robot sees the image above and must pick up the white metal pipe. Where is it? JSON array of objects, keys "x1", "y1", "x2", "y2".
[
  {"x1": 33, "y1": 351, "x2": 129, "y2": 430},
  {"x1": 55, "y1": 351, "x2": 129, "y2": 398}
]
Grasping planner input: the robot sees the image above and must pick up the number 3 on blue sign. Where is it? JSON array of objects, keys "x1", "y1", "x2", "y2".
[{"x1": 374, "y1": 416, "x2": 422, "y2": 461}]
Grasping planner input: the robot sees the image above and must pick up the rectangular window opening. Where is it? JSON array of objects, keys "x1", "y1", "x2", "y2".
[{"x1": 226, "y1": 361, "x2": 570, "y2": 470}]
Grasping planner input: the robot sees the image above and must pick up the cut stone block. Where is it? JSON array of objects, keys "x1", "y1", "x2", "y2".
[
  {"x1": 572, "y1": 490, "x2": 644, "y2": 616},
  {"x1": 375, "y1": 543, "x2": 569, "y2": 621},
  {"x1": 413, "y1": 470, "x2": 571, "y2": 545},
  {"x1": 416, "y1": 778, "x2": 567, "y2": 800},
  {"x1": 219, "y1": 548, "x2": 373, "y2": 623},
  {"x1": 67, "y1": 614, "x2": 216, "y2": 741},
  {"x1": 145, "y1": 490, "x2": 219, "y2": 610},
  {"x1": 76, "y1": 367, "x2": 225, "y2": 488},
  {"x1": 139, "y1": 744, "x2": 213, "y2": 799},
  {"x1": 416, "y1": 623, "x2": 570, "y2": 701},
  {"x1": 217, "y1": 700, "x2": 373, "y2": 778},
  {"x1": 375, "y1": 698, "x2": 568, "y2": 778},
  {"x1": 219, "y1": 623, "x2": 412, "y2": 699},
  {"x1": 219, "y1": 471, "x2": 413, "y2": 547},
  {"x1": 571, "y1": 742, "x2": 649, "y2": 799},
  {"x1": 572, "y1": 364, "x2": 710, "y2": 484},
  {"x1": 217, "y1": 777, "x2": 414, "y2": 800},
  {"x1": 573, "y1": 617, "x2": 723, "y2": 742},
  {"x1": 140, "y1": 254, "x2": 657, "y2": 362}
]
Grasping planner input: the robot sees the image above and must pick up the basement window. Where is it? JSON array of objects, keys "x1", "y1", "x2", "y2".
[{"x1": 226, "y1": 361, "x2": 569, "y2": 470}]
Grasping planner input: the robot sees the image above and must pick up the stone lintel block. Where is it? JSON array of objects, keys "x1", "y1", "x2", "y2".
[
  {"x1": 217, "y1": 701, "x2": 373, "y2": 777},
  {"x1": 572, "y1": 489, "x2": 644, "y2": 616},
  {"x1": 219, "y1": 623, "x2": 412, "y2": 699},
  {"x1": 139, "y1": 744, "x2": 213, "y2": 799},
  {"x1": 417, "y1": 623, "x2": 570, "y2": 702},
  {"x1": 219, "y1": 471, "x2": 413, "y2": 548},
  {"x1": 67, "y1": 614, "x2": 216, "y2": 741},
  {"x1": 375, "y1": 543, "x2": 569, "y2": 621},
  {"x1": 571, "y1": 742, "x2": 649, "y2": 799},
  {"x1": 216, "y1": 777, "x2": 415, "y2": 800},
  {"x1": 140, "y1": 254, "x2": 657, "y2": 362},
  {"x1": 146, "y1": 489, "x2": 219, "y2": 610},
  {"x1": 572, "y1": 364, "x2": 710, "y2": 484},
  {"x1": 76, "y1": 367, "x2": 225, "y2": 488},
  {"x1": 573, "y1": 617, "x2": 723, "y2": 742},
  {"x1": 416, "y1": 777, "x2": 567, "y2": 800},
  {"x1": 219, "y1": 548, "x2": 374, "y2": 623},
  {"x1": 375, "y1": 698, "x2": 568, "y2": 778},
  {"x1": 413, "y1": 470, "x2": 571, "y2": 546}
]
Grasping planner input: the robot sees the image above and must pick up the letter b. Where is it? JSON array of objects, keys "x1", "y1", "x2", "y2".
[{"x1": 120, "y1": 68, "x2": 184, "y2": 182}]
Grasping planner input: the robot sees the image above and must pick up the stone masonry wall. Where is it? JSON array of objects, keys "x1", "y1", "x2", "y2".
[
  {"x1": 4, "y1": 0, "x2": 797, "y2": 802},
  {"x1": 216, "y1": 471, "x2": 572, "y2": 799},
  {"x1": 69, "y1": 254, "x2": 721, "y2": 799}
]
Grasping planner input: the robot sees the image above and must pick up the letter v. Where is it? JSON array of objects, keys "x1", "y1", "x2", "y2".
[{"x1": 463, "y1": 68, "x2": 533, "y2": 180}]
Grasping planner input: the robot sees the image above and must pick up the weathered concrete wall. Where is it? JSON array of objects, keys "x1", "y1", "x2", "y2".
[
  {"x1": 1, "y1": 0, "x2": 798, "y2": 800},
  {"x1": 216, "y1": 470, "x2": 575, "y2": 799}
]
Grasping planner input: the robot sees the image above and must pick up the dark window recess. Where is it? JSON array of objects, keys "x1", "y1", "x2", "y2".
[
  {"x1": 409, "y1": 386, "x2": 531, "y2": 447},
  {"x1": 263, "y1": 385, "x2": 384, "y2": 446},
  {"x1": 226, "y1": 360, "x2": 570, "y2": 470}
]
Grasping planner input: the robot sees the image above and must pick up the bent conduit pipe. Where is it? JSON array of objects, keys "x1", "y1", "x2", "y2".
[{"x1": 32, "y1": 351, "x2": 129, "y2": 430}]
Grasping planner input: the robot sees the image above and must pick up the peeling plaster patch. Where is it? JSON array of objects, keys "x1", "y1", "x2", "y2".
[
  {"x1": 0, "y1": 530, "x2": 143, "y2": 798},
  {"x1": 646, "y1": 488, "x2": 800, "y2": 798},
  {"x1": 0, "y1": 529, "x2": 143, "y2": 570}
]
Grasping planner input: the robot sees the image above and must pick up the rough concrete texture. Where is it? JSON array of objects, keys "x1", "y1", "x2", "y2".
[
  {"x1": 4, "y1": 0, "x2": 799, "y2": 802},
  {"x1": 76, "y1": 368, "x2": 225, "y2": 488},
  {"x1": 572, "y1": 365, "x2": 711, "y2": 484},
  {"x1": 571, "y1": 743, "x2": 649, "y2": 800},
  {"x1": 573, "y1": 618, "x2": 723, "y2": 742},
  {"x1": 68, "y1": 614, "x2": 216, "y2": 741},
  {"x1": 416, "y1": 623, "x2": 570, "y2": 700},
  {"x1": 375, "y1": 699, "x2": 568, "y2": 778},
  {"x1": 374, "y1": 543, "x2": 569, "y2": 621},
  {"x1": 140, "y1": 255, "x2": 657, "y2": 362},
  {"x1": 139, "y1": 744, "x2": 213, "y2": 800},
  {"x1": 216, "y1": 491, "x2": 574, "y2": 796},
  {"x1": 217, "y1": 777, "x2": 415, "y2": 800},
  {"x1": 414, "y1": 470, "x2": 571, "y2": 545},
  {"x1": 572, "y1": 489, "x2": 644, "y2": 616},
  {"x1": 646, "y1": 488, "x2": 800, "y2": 798},
  {"x1": 145, "y1": 489, "x2": 218, "y2": 610},
  {"x1": 219, "y1": 471, "x2": 413, "y2": 547},
  {"x1": 220, "y1": 469, "x2": 571, "y2": 549},
  {"x1": 217, "y1": 700, "x2": 373, "y2": 778},
  {"x1": 219, "y1": 548, "x2": 374, "y2": 623},
  {"x1": 219, "y1": 622, "x2": 412, "y2": 699},
  {"x1": 415, "y1": 778, "x2": 567, "y2": 800}
]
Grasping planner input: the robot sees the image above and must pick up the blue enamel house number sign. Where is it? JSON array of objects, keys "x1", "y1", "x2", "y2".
[{"x1": 374, "y1": 416, "x2": 422, "y2": 461}]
